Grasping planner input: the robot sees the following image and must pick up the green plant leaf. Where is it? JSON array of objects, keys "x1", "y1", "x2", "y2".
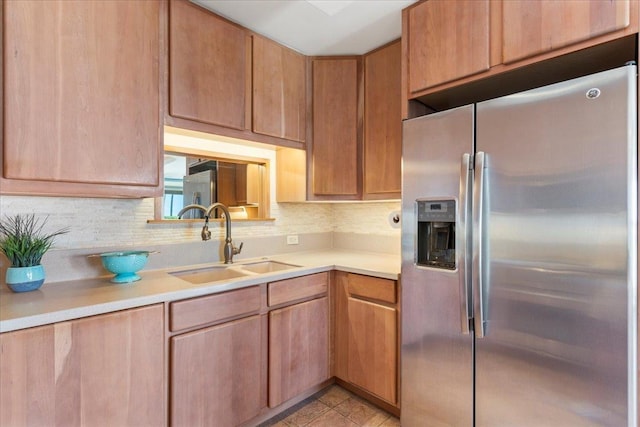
[{"x1": 0, "y1": 214, "x2": 69, "y2": 267}]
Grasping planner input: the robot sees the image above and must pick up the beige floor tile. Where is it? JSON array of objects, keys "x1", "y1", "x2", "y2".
[
  {"x1": 334, "y1": 397, "x2": 380, "y2": 425},
  {"x1": 317, "y1": 385, "x2": 353, "y2": 408},
  {"x1": 379, "y1": 416, "x2": 400, "y2": 427},
  {"x1": 306, "y1": 409, "x2": 359, "y2": 427},
  {"x1": 360, "y1": 411, "x2": 391, "y2": 427},
  {"x1": 282, "y1": 400, "x2": 330, "y2": 426},
  {"x1": 261, "y1": 385, "x2": 397, "y2": 427}
]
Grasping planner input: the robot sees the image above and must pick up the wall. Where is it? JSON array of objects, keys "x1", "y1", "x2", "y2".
[
  {"x1": 0, "y1": 195, "x2": 400, "y2": 282},
  {"x1": 0, "y1": 197, "x2": 400, "y2": 249}
]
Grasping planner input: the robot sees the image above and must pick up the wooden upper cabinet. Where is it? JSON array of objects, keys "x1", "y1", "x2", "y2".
[
  {"x1": 407, "y1": 0, "x2": 490, "y2": 93},
  {"x1": 253, "y1": 36, "x2": 306, "y2": 143},
  {"x1": 402, "y1": 0, "x2": 638, "y2": 108},
  {"x1": 312, "y1": 58, "x2": 360, "y2": 197},
  {"x1": 169, "y1": 0, "x2": 247, "y2": 130},
  {"x1": 364, "y1": 41, "x2": 402, "y2": 199},
  {"x1": 2, "y1": 0, "x2": 162, "y2": 197},
  {"x1": 503, "y1": 0, "x2": 632, "y2": 63}
]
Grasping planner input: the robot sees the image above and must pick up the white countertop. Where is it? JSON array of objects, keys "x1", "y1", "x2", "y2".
[{"x1": 0, "y1": 250, "x2": 400, "y2": 333}]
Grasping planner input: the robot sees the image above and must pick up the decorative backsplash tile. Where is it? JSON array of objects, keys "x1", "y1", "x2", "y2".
[{"x1": 0, "y1": 196, "x2": 400, "y2": 251}]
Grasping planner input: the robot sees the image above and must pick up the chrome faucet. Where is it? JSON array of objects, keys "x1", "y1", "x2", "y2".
[
  {"x1": 206, "y1": 203, "x2": 243, "y2": 264},
  {"x1": 177, "y1": 203, "x2": 208, "y2": 218},
  {"x1": 177, "y1": 202, "x2": 243, "y2": 264}
]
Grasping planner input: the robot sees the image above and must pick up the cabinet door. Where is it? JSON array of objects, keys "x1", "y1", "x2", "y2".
[
  {"x1": 503, "y1": 0, "x2": 631, "y2": 63},
  {"x1": 253, "y1": 36, "x2": 306, "y2": 143},
  {"x1": 0, "y1": 305, "x2": 165, "y2": 427},
  {"x1": 3, "y1": 0, "x2": 161, "y2": 195},
  {"x1": 269, "y1": 297, "x2": 329, "y2": 407},
  {"x1": 347, "y1": 298, "x2": 397, "y2": 405},
  {"x1": 407, "y1": 0, "x2": 490, "y2": 92},
  {"x1": 169, "y1": 0, "x2": 247, "y2": 130},
  {"x1": 364, "y1": 41, "x2": 402, "y2": 198},
  {"x1": 171, "y1": 315, "x2": 265, "y2": 426},
  {"x1": 312, "y1": 59, "x2": 360, "y2": 197}
]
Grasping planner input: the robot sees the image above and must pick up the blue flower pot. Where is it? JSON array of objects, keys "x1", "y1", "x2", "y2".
[{"x1": 6, "y1": 265, "x2": 45, "y2": 292}]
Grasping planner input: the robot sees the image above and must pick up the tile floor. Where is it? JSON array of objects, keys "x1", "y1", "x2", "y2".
[{"x1": 259, "y1": 385, "x2": 400, "y2": 427}]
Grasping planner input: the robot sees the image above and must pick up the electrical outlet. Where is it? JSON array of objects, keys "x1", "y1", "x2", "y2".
[{"x1": 286, "y1": 235, "x2": 299, "y2": 245}]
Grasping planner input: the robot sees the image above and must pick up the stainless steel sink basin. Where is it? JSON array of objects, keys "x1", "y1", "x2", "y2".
[
  {"x1": 170, "y1": 266, "x2": 250, "y2": 284},
  {"x1": 238, "y1": 261, "x2": 299, "y2": 274}
]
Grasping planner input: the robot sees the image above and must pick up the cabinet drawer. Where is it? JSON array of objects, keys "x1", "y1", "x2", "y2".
[
  {"x1": 170, "y1": 286, "x2": 262, "y2": 331},
  {"x1": 348, "y1": 274, "x2": 396, "y2": 304},
  {"x1": 268, "y1": 272, "x2": 328, "y2": 307}
]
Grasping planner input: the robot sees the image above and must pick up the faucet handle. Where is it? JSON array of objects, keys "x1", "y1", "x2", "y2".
[{"x1": 233, "y1": 242, "x2": 243, "y2": 255}]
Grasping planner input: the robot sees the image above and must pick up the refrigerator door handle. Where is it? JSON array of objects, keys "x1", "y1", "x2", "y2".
[
  {"x1": 472, "y1": 151, "x2": 488, "y2": 338},
  {"x1": 458, "y1": 153, "x2": 472, "y2": 334}
]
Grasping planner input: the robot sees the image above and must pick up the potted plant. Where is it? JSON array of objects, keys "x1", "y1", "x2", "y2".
[{"x1": 0, "y1": 214, "x2": 69, "y2": 292}]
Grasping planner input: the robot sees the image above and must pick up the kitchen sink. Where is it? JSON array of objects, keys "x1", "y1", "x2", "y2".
[
  {"x1": 170, "y1": 266, "x2": 250, "y2": 284},
  {"x1": 237, "y1": 261, "x2": 300, "y2": 274}
]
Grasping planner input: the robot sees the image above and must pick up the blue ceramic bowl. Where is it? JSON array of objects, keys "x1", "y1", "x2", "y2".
[{"x1": 100, "y1": 251, "x2": 150, "y2": 283}]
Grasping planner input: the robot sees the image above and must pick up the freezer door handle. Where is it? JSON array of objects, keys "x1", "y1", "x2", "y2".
[
  {"x1": 458, "y1": 153, "x2": 472, "y2": 334},
  {"x1": 472, "y1": 151, "x2": 488, "y2": 338}
]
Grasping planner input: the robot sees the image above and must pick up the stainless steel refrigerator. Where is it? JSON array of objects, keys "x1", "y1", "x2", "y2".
[{"x1": 401, "y1": 65, "x2": 638, "y2": 426}]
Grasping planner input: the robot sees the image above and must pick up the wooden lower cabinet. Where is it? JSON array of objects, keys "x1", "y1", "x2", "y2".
[
  {"x1": 347, "y1": 298, "x2": 397, "y2": 404},
  {"x1": 334, "y1": 272, "x2": 398, "y2": 406},
  {"x1": 170, "y1": 314, "x2": 265, "y2": 426},
  {"x1": 269, "y1": 297, "x2": 330, "y2": 407},
  {"x1": 0, "y1": 305, "x2": 165, "y2": 427}
]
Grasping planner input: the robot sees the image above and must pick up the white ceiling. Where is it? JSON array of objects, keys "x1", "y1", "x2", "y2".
[{"x1": 192, "y1": 0, "x2": 416, "y2": 56}]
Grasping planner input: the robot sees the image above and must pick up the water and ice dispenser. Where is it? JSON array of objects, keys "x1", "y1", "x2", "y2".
[{"x1": 416, "y1": 200, "x2": 456, "y2": 270}]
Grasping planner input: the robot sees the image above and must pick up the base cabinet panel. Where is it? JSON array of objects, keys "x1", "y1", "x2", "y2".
[
  {"x1": 333, "y1": 272, "x2": 398, "y2": 406},
  {"x1": 269, "y1": 297, "x2": 329, "y2": 407},
  {"x1": 0, "y1": 305, "x2": 165, "y2": 427},
  {"x1": 171, "y1": 315, "x2": 264, "y2": 426},
  {"x1": 347, "y1": 298, "x2": 397, "y2": 404}
]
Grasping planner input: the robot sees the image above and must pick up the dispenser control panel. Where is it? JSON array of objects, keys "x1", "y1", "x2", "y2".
[{"x1": 418, "y1": 200, "x2": 456, "y2": 222}]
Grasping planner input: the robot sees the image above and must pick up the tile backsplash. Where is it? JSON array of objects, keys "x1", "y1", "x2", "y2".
[
  {"x1": 0, "y1": 196, "x2": 400, "y2": 250},
  {"x1": 0, "y1": 195, "x2": 401, "y2": 282}
]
